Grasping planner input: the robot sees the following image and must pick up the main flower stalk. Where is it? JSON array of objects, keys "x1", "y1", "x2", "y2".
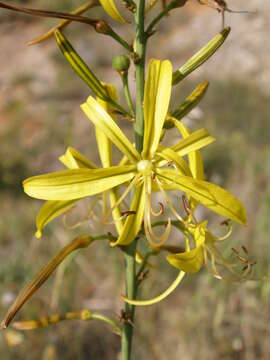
[{"x1": 121, "y1": 0, "x2": 146, "y2": 358}]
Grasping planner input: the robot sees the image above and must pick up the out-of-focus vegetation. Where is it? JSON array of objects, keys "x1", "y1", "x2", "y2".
[{"x1": 0, "y1": 1, "x2": 270, "y2": 359}]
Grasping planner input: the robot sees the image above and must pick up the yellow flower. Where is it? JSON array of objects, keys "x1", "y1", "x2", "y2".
[
  {"x1": 167, "y1": 220, "x2": 255, "y2": 280},
  {"x1": 23, "y1": 59, "x2": 246, "y2": 249}
]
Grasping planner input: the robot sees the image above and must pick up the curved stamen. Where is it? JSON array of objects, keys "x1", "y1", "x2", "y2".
[
  {"x1": 151, "y1": 202, "x2": 164, "y2": 217},
  {"x1": 102, "y1": 175, "x2": 139, "y2": 225},
  {"x1": 63, "y1": 196, "x2": 99, "y2": 230},
  {"x1": 215, "y1": 220, "x2": 233, "y2": 241},
  {"x1": 122, "y1": 270, "x2": 185, "y2": 306},
  {"x1": 144, "y1": 176, "x2": 171, "y2": 247},
  {"x1": 155, "y1": 177, "x2": 184, "y2": 223}
]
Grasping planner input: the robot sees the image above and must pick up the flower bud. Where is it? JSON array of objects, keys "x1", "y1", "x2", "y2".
[
  {"x1": 112, "y1": 55, "x2": 130, "y2": 73},
  {"x1": 95, "y1": 20, "x2": 112, "y2": 35}
]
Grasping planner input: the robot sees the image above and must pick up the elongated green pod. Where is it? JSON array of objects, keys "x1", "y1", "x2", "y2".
[
  {"x1": 55, "y1": 30, "x2": 129, "y2": 115},
  {"x1": 172, "y1": 81, "x2": 209, "y2": 119},
  {"x1": 172, "y1": 27, "x2": 230, "y2": 85}
]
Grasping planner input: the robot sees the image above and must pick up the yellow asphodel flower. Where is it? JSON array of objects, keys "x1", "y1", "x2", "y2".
[{"x1": 23, "y1": 59, "x2": 246, "y2": 251}]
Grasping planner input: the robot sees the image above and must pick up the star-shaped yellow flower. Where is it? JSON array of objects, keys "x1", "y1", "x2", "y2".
[{"x1": 23, "y1": 59, "x2": 246, "y2": 249}]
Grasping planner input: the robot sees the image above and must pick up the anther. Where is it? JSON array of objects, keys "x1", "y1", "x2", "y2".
[
  {"x1": 158, "y1": 202, "x2": 165, "y2": 215},
  {"x1": 121, "y1": 210, "x2": 137, "y2": 218},
  {"x1": 182, "y1": 195, "x2": 191, "y2": 216}
]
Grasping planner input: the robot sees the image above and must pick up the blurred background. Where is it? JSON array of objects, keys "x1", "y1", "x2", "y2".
[{"x1": 0, "y1": 0, "x2": 270, "y2": 359}]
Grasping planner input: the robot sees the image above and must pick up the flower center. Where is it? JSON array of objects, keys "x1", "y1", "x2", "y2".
[{"x1": 137, "y1": 160, "x2": 153, "y2": 176}]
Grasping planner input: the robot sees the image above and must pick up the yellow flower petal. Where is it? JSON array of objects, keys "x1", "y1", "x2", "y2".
[
  {"x1": 157, "y1": 169, "x2": 247, "y2": 225},
  {"x1": 111, "y1": 182, "x2": 145, "y2": 246},
  {"x1": 99, "y1": 0, "x2": 127, "y2": 23},
  {"x1": 171, "y1": 128, "x2": 215, "y2": 157},
  {"x1": 23, "y1": 166, "x2": 136, "y2": 201},
  {"x1": 170, "y1": 119, "x2": 205, "y2": 180},
  {"x1": 35, "y1": 200, "x2": 77, "y2": 238},
  {"x1": 173, "y1": 27, "x2": 231, "y2": 85},
  {"x1": 167, "y1": 246, "x2": 204, "y2": 273},
  {"x1": 81, "y1": 96, "x2": 140, "y2": 164},
  {"x1": 123, "y1": 270, "x2": 185, "y2": 306},
  {"x1": 171, "y1": 81, "x2": 209, "y2": 121},
  {"x1": 59, "y1": 147, "x2": 97, "y2": 169},
  {"x1": 96, "y1": 83, "x2": 118, "y2": 168},
  {"x1": 156, "y1": 147, "x2": 192, "y2": 176},
  {"x1": 143, "y1": 59, "x2": 172, "y2": 159}
]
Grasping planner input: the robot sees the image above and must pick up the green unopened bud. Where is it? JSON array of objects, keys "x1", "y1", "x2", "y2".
[{"x1": 112, "y1": 55, "x2": 130, "y2": 73}]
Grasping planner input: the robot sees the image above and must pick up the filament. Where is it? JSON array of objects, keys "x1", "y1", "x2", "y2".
[
  {"x1": 102, "y1": 175, "x2": 139, "y2": 225},
  {"x1": 155, "y1": 177, "x2": 184, "y2": 223},
  {"x1": 144, "y1": 176, "x2": 171, "y2": 247}
]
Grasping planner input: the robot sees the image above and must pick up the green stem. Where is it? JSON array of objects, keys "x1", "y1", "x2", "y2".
[
  {"x1": 121, "y1": 1, "x2": 146, "y2": 359},
  {"x1": 121, "y1": 240, "x2": 137, "y2": 360},
  {"x1": 108, "y1": 28, "x2": 133, "y2": 52},
  {"x1": 91, "y1": 312, "x2": 122, "y2": 335},
  {"x1": 121, "y1": 72, "x2": 135, "y2": 117},
  {"x1": 146, "y1": 0, "x2": 187, "y2": 36}
]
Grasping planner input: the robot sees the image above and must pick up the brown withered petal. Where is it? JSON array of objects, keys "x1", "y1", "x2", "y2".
[
  {"x1": 0, "y1": 2, "x2": 98, "y2": 27},
  {"x1": 1, "y1": 235, "x2": 92, "y2": 330},
  {"x1": 27, "y1": 0, "x2": 100, "y2": 46}
]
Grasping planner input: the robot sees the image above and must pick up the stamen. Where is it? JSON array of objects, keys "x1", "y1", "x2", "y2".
[
  {"x1": 63, "y1": 197, "x2": 99, "y2": 230},
  {"x1": 182, "y1": 195, "x2": 191, "y2": 216},
  {"x1": 122, "y1": 270, "x2": 185, "y2": 306},
  {"x1": 207, "y1": 246, "x2": 222, "y2": 279},
  {"x1": 151, "y1": 202, "x2": 164, "y2": 217},
  {"x1": 102, "y1": 175, "x2": 139, "y2": 225},
  {"x1": 216, "y1": 220, "x2": 233, "y2": 241},
  {"x1": 144, "y1": 175, "x2": 171, "y2": 247},
  {"x1": 121, "y1": 210, "x2": 137, "y2": 217},
  {"x1": 156, "y1": 177, "x2": 184, "y2": 223}
]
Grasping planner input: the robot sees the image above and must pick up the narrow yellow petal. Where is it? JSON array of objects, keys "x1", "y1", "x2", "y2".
[
  {"x1": 171, "y1": 128, "x2": 215, "y2": 157},
  {"x1": 143, "y1": 59, "x2": 172, "y2": 159},
  {"x1": 167, "y1": 247, "x2": 204, "y2": 273},
  {"x1": 170, "y1": 81, "x2": 209, "y2": 121},
  {"x1": 111, "y1": 182, "x2": 145, "y2": 246},
  {"x1": 170, "y1": 119, "x2": 205, "y2": 180},
  {"x1": 23, "y1": 166, "x2": 136, "y2": 201},
  {"x1": 99, "y1": 0, "x2": 127, "y2": 23},
  {"x1": 59, "y1": 147, "x2": 97, "y2": 169},
  {"x1": 81, "y1": 96, "x2": 140, "y2": 164},
  {"x1": 156, "y1": 147, "x2": 192, "y2": 176},
  {"x1": 123, "y1": 270, "x2": 185, "y2": 306},
  {"x1": 35, "y1": 200, "x2": 77, "y2": 238},
  {"x1": 96, "y1": 83, "x2": 118, "y2": 168},
  {"x1": 157, "y1": 169, "x2": 247, "y2": 225}
]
